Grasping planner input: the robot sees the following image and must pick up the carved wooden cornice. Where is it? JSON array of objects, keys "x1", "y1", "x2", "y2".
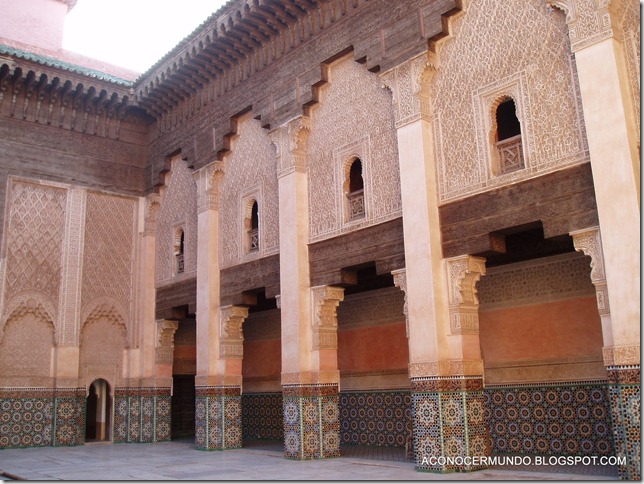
[
  {"x1": 133, "y1": 0, "x2": 463, "y2": 123},
  {"x1": 0, "y1": 58, "x2": 144, "y2": 138}
]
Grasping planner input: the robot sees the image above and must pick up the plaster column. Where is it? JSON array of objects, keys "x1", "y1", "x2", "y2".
[
  {"x1": 138, "y1": 194, "x2": 162, "y2": 387},
  {"x1": 383, "y1": 54, "x2": 489, "y2": 471},
  {"x1": 550, "y1": 2, "x2": 640, "y2": 478},
  {"x1": 572, "y1": 226, "x2": 640, "y2": 480},
  {"x1": 272, "y1": 117, "x2": 342, "y2": 459},
  {"x1": 193, "y1": 162, "x2": 245, "y2": 450}
]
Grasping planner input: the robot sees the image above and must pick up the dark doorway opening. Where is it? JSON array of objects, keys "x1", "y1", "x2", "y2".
[{"x1": 85, "y1": 378, "x2": 111, "y2": 441}]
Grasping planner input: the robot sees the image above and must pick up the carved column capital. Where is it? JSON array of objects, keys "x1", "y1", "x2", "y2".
[
  {"x1": 270, "y1": 115, "x2": 312, "y2": 178},
  {"x1": 193, "y1": 161, "x2": 225, "y2": 213},
  {"x1": 546, "y1": 0, "x2": 621, "y2": 52},
  {"x1": 143, "y1": 193, "x2": 161, "y2": 236},
  {"x1": 571, "y1": 226, "x2": 606, "y2": 283},
  {"x1": 445, "y1": 255, "x2": 486, "y2": 335},
  {"x1": 219, "y1": 305, "x2": 249, "y2": 358},
  {"x1": 380, "y1": 51, "x2": 437, "y2": 128},
  {"x1": 571, "y1": 226, "x2": 613, "y2": 327},
  {"x1": 155, "y1": 319, "x2": 179, "y2": 364},
  {"x1": 310, "y1": 285, "x2": 345, "y2": 350},
  {"x1": 391, "y1": 268, "x2": 409, "y2": 338}
]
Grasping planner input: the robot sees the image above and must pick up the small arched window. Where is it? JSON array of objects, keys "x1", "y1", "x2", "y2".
[
  {"x1": 174, "y1": 228, "x2": 185, "y2": 274},
  {"x1": 494, "y1": 98, "x2": 524, "y2": 174},
  {"x1": 248, "y1": 200, "x2": 259, "y2": 252},
  {"x1": 346, "y1": 158, "x2": 365, "y2": 221}
]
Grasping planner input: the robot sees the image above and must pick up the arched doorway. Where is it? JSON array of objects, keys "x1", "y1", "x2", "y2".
[{"x1": 86, "y1": 379, "x2": 112, "y2": 442}]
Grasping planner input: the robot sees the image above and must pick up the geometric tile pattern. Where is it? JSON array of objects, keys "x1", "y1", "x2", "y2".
[
  {"x1": 484, "y1": 383, "x2": 614, "y2": 457},
  {"x1": 339, "y1": 392, "x2": 411, "y2": 447},
  {"x1": 113, "y1": 387, "x2": 171, "y2": 444},
  {"x1": 0, "y1": 388, "x2": 84, "y2": 449},
  {"x1": 195, "y1": 386, "x2": 242, "y2": 450},
  {"x1": 242, "y1": 393, "x2": 283, "y2": 441},
  {"x1": 53, "y1": 390, "x2": 85, "y2": 447},
  {"x1": 413, "y1": 383, "x2": 489, "y2": 472},
  {"x1": 607, "y1": 367, "x2": 640, "y2": 480},
  {"x1": 283, "y1": 384, "x2": 340, "y2": 460}
]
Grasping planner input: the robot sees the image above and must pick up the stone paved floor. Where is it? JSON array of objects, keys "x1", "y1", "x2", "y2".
[{"x1": 0, "y1": 440, "x2": 619, "y2": 481}]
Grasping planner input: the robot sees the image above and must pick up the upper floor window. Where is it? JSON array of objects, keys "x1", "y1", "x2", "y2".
[
  {"x1": 174, "y1": 227, "x2": 185, "y2": 275},
  {"x1": 248, "y1": 200, "x2": 259, "y2": 252},
  {"x1": 346, "y1": 158, "x2": 365, "y2": 221},
  {"x1": 494, "y1": 97, "x2": 524, "y2": 175}
]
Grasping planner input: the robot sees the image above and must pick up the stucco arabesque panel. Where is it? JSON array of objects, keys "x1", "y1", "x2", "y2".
[
  {"x1": 307, "y1": 57, "x2": 401, "y2": 243},
  {"x1": 432, "y1": 0, "x2": 590, "y2": 204},
  {"x1": 155, "y1": 157, "x2": 198, "y2": 286},
  {"x1": 81, "y1": 191, "x2": 137, "y2": 346},
  {"x1": 219, "y1": 116, "x2": 279, "y2": 269},
  {"x1": 0, "y1": 179, "x2": 67, "y2": 346},
  {"x1": 477, "y1": 252, "x2": 596, "y2": 310},
  {"x1": 1, "y1": 179, "x2": 66, "y2": 325}
]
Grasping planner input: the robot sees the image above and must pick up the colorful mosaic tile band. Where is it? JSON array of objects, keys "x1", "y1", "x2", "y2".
[
  {"x1": 484, "y1": 383, "x2": 614, "y2": 457},
  {"x1": 607, "y1": 366, "x2": 640, "y2": 480},
  {"x1": 339, "y1": 392, "x2": 411, "y2": 447},
  {"x1": 242, "y1": 393, "x2": 283, "y2": 441},
  {"x1": 413, "y1": 387, "x2": 490, "y2": 472},
  {"x1": 195, "y1": 386, "x2": 242, "y2": 450},
  {"x1": 113, "y1": 387, "x2": 171, "y2": 444},
  {"x1": 0, "y1": 388, "x2": 84, "y2": 449},
  {"x1": 283, "y1": 384, "x2": 340, "y2": 460}
]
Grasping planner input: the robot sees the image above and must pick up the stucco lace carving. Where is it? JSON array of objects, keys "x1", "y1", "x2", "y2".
[
  {"x1": 156, "y1": 319, "x2": 179, "y2": 364},
  {"x1": 308, "y1": 57, "x2": 401, "y2": 243},
  {"x1": 391, "y1": 269, "x2": 409, "y2": 338},
  {"x1": 380, "y1": 52, "x2": 436, "y2": 128},
  {"x1": 446, "y1": 255, "x2": 486, "y2": 335},
  {"x1": 310, "y1": 285, "x2": 345, "y2": 351},
  {"x1": 571, "y1": 226, "x2": 610, "y2": 317},
  {"x1": 156, "y1": 158, "x2": 198, "y2": 286},
  {"x1": 219, "y1": 305, "x2": 249, "y2": 358},
  {"x1": 219, "y1": 117, "x2": 279, "y2": 268},
  {"x1": 433, "y1": 0, "x2": 589, "y2": 203}
]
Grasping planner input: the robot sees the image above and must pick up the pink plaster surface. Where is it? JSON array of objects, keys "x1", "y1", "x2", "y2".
[
  {"x1": 479, "y1": 296, "x2": 603, "y2": 363},
  {"x1": 243, "y1": 339, "x2": 281, "y2": 378},
  {"x1": 338, "y1": 322, "x2": 409, "y2": 372}
]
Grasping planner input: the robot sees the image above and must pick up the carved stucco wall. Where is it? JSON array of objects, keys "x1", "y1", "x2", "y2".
[
  {"x1": 81, "y1": 191, "x2": 137, "y2": 345},
  {"x1": 0, "y1": 313, "x2": 55, "y2": 385},
  {"x1": 307, "y1": 57, "x2": 401, "y2": 243},
  {"x1": 616, "y1": 0, "x2": 640, "y2": 134},
  {"x1": 155, "y1": 158, "x2": 198, "y2": 286},
  {"x1": 219, "y1": 116, "x2": 278, "y2": 268},
  {"x1": 0, "y1": 178, "x2": 139, "y2": 384},
  {"x1": 1, "y1": 180, "x2": 66, "y2": 330},
  {"x1": 79, "y1": 315, "x2": 127, "y2": 388},
  {"x1": 432, "y1": 0, "x2": 589, "y2": 203},
  {"x1": 477, "y1": 252, "x2": 595, "y2": 310}
]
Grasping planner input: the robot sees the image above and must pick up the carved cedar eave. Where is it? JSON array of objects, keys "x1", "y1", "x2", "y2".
[
  {"x1": 133, "y1": 0, "x2": 372, "y2": 115},
  {"x1": 0, "y1": 60, "x2": 148, "y2": 137}
]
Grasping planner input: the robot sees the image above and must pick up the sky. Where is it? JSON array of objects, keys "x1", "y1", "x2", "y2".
[{"x1": 63, "y1": 0, "x2": 229, "y2": 73}]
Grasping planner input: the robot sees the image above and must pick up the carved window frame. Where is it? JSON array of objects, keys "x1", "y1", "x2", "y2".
[
  {"x1": 240, "y1": 188, "x2": 262, "y2": 259},
  {"x1": 473, "y1": 72, "x2": 533, "y2": 181},
  {"x1": 334, "y1": 136, "x2": 371, "y2": 227},
  {"x1": 172, "y1": 224, "x2": 185, "y2": 276}
]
